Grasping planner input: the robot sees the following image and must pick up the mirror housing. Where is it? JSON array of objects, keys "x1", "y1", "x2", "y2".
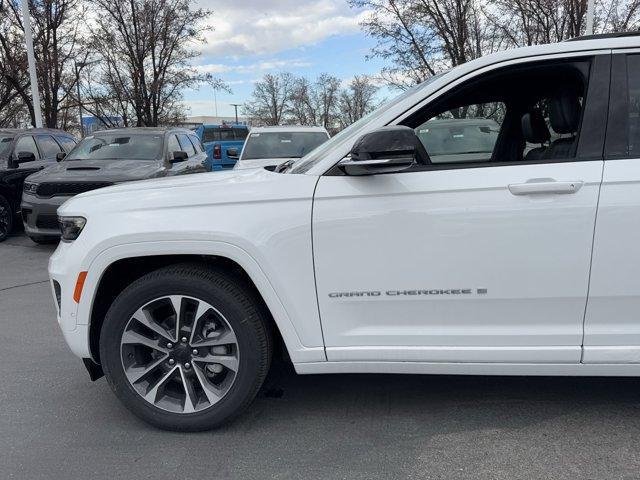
[
  {"x1": 56, "y1": 152, "x2": 66, "y2": 162},
  {"x1": 339, "y1": 126, "x2": 417, "y2": 176},
  {"x1": 16, "y1": 151, "x2": 36, "y2": 165},
  {"x1": 170, "y1": 151, "x2": 188, "y2": 163},
  {"x1": 227, "y1": 147, "x2": 239, "y2": 159}
]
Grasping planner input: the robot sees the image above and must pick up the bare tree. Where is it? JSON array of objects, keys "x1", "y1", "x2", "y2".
[
  {"x1": 338, "y1": 76, "x2": 379, "y2": 128},
  {"x1": 31, "y1": 0, "x2": 86, "y2": 128},
  {"x1": 90, "y1": 0, "x2": 212, "y2": 126},
  {"x1": 0, "y1": 0, "x2": 86, "y2": 128},
  {"x1": 287, "y1": 73, "x2": 341, "y2": 127},
  {"x1": 0, "y1": 0, "x2": 35, "y2": 126},
  {"x1": 244, "y1": 73, "x2": 294, "y2": 126}
]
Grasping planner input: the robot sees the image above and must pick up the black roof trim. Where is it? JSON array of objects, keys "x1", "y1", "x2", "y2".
[{"x1": 565, "y1": 31, "x2": 640, "y2": 42}]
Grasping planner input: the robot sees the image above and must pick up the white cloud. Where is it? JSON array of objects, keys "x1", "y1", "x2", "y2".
[
  {"x1": 195, "y1": 0, "x2": 369, "y2": 56},
  {"x1": 195, "y1": 59, "x2": 312, "y2": 75}
]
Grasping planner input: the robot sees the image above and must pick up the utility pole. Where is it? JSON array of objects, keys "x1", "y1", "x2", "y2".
[
  {"x1": 75, "y1": 62, "x2": 83, "y2": 136},
  {"x1": 230, "y1": 103, "x2": 241, "y2": 124},
  {"x1": 586, "y1": 0, "x2": 595, "y2": 36},
  {"x1": 21, "y1": 0, "x2": 43, "y2": 128}
]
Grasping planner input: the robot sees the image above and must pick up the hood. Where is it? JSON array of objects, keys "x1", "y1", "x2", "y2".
[
  {"x1": 27, "y1": 159, "x2": 163, "y2": 183},
  {"x1": 58, "y1": 168, "x2": 317, "y2": 217},
  {"x1": 234, "y1": 158, "x2": 289, "y2": 170}
]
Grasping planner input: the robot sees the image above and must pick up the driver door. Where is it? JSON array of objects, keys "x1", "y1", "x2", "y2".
[{"x1": 312, "y1": 56, "x2": 608, "y2": 365}]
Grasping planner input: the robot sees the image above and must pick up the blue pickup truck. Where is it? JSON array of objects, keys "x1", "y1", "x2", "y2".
[{"x1": 194, "y1": 124, "x2": 249, "y2": 171}]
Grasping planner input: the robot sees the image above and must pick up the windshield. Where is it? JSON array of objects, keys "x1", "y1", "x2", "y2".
[
  {"x1": 289, "y1": 73, "x2": 445, "y2": 174},
  {"x1": 65, "y1": 134, "x2": 163, "y2": 161},
  {"x1": 241, "y1": 131, "x2": 329, "y2": 160},
  {"x1": 0, "y1": 136, "x2": 13, "y2": 156}
]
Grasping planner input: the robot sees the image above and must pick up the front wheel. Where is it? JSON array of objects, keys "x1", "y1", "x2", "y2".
[
  {"x1": 0, "y1": 195, "x2": 13, "y2": 242},
  {"x1": 99, "y1": 264, "x2": 272, "y2": 431}
]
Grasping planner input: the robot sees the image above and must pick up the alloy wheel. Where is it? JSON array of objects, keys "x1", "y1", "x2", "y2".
[{"x1": 120, "y1": 295, "x2": 239, "y2": 414}]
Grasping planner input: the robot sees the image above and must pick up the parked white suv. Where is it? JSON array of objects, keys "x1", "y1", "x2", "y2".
[
  {"x1": 232, "y1": 125, "x2": 329, "y2": 170},
  {"x1": 50, "y1": 33, "x2": 640, "y2": 431}
]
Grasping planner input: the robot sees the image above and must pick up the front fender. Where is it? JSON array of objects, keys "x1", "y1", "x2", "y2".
[{"x1": 82, "y1": 240, "x2": 325, "y2": 364}]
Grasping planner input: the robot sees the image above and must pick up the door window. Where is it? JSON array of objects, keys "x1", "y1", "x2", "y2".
[
  {"x1": 177, "y1": 134, "x2": 196, "y2": 157},
  {"x1": 416, "y1": 103, "x2": 503, "y2": 164},
  {"x1": 403, "y1": 59, "x2": 590, "y2": 168},
  {"x1": 36, "y1": 135, "x2": 63, "y2": 158},
  {"x1": 14, "y1": 135, "x2": 39, "y2": 158},
  {"x1": 188, "y1": 134, "x2": 204, "y2": 153},
  {"x1": 56, "y1": 136, "x2": 77, "y2": 153},
  {"x1": 167, "y1": 134, "x2": 181, "y2": 156},
  {"x1": 627, "y1": 54, "x2": 640, "y2": 156}
]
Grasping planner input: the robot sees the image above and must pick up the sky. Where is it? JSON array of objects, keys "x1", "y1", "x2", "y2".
[{"x1": 186, "y1": 0, "x2": 388, "y2": 118}]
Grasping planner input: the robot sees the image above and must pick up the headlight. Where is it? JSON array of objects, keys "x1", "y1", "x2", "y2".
[
  {"x1": 58, "y1": 216, "x2": 86, "y2": 242},
  {"x1": 23, "y1": 181, "x2": 38, "y2": 194}
]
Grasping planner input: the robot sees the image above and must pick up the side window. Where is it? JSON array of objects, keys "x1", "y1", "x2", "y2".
[
  {"x1": 167, "y1": 134, "x2": 181, "y2": 156},
  {"x1": 56, "y1": 136, "x2": 77, "y2": 153},
  {"x1": 14, "y1": 135, "x2": 39, "y2": 158},
  {"x1": 233, "y1": 128, "x2": 248, "y2": 140},
  {"x1": 36, "y1": 135, "x2": 63, "y2": 158},
  {"x1": 177, "y1": 134, "x2": 196, "y2": 157},
  {"x1": 627, "y1": 54, "x2": 640, "y2": 156},
  {"x1": 405, "y1": 59, "x2": 589, "y2": 168},
  {"x1": 416, "y1": 103, "x2": 503, "y2": 164},
  {"x1": 188, "y1": 134, "x2": 204, "y2": 153}
]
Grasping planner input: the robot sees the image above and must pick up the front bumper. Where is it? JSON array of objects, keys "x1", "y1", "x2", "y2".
[
  {"x1": 21, "y1": 193, "x2": 70, "y2": 238},
  {"x1": 48, "y1": 241, "x2": 92, "y2": 359}
]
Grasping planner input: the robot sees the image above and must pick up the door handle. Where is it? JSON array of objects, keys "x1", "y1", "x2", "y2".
[{"x1": 508, "y1": 180, "x2": 583, "y2": 196}]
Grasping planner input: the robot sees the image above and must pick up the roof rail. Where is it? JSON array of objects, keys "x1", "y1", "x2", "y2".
[{"x1": 565, "y1": 31, "x2": 640, "y2": 42}]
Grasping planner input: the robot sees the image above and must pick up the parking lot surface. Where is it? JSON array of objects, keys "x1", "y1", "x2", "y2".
[{"x1": 3, "y1": 233, "x2": 640, "y2": 479}]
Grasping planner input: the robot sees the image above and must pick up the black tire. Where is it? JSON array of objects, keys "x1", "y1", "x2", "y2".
[
  {"x1": 99, "y1": 263, "x2": 272, "y2": 431},
  {"x1": 29, "y1": 235, "x2": 59, "y2": 245},
  {"x1": 0, "y1": 195, "x2": 13, "y2": 242}
]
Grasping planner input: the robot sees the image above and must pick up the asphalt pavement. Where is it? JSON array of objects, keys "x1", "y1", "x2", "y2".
[{"x1": 2, "y1": 233, "x2": 640, "y2": 480}]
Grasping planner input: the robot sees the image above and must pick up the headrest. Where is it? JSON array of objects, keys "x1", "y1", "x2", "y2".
[
  {"x1": 521, "y1": 109, "x2": 550, "y2": 144},
  {"x1": 549, "y1": 91, "x2": 581, "y2": 134}
]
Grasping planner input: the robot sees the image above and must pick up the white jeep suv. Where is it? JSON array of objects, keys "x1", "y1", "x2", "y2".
[{"x1": 50, "y1": 33, "x2": 640, "y2": 431}]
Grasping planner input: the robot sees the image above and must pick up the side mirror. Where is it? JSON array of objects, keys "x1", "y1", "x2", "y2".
[
  {"x1": 16, "y1": 151, "x2": 36, "y2": 165},
  {"x1": 56, "y1": 152, "x2": 66, "y2": 162},
  {"x1": 170, "y1": 151, "x2": 188, "y2": 163},
  {"x1": 227, "y1": 147, "x2": 239, "y2": 159},
  {"x1": 339, "y1": 126, "x2": 417, "y2": 176}
]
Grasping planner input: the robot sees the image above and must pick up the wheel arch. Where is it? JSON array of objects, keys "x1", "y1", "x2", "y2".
[{"x1": 85, "y1": 243, "x2": 319, "y2": 365}]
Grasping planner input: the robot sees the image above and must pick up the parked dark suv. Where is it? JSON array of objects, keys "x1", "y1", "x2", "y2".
[
  {"x1": 0, "y1": 128, "x2": 77, "y2": 242},
  {"x1": 21, "y1": 127, "x2": 207, "y2": 243}
]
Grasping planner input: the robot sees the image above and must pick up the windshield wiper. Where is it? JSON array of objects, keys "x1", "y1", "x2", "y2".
[{"x1": 275, "y1": 159, "x2": 296, "y2": 173}]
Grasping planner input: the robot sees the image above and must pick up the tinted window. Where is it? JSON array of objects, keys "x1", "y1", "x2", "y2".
[
  {"x1": 241, "y1": 131, "x2": 329, "y2": 160},
  {"x1": 14, "y1": 135, "x2": 39, "y2": 158},
  {"x1": 36, "y1": 135, "x2": 63, "y2": 158},
  {"x1": 0, "y1": 136, "x2": 13, "y2": 156},
  {"x1": 202, "y1": 128, "x2": 219, "y2": 143},
  {"x1": 177, "y1": 134, "x2": 196, "y2": 157},
  {"x1": 57, "y1": 136, "x2": 77, "y2": 153},
  {"x1": 219, "y1": 129, "x2": 234, "y2": 141},
  {"x1": 628, "y1": 54, "x2": 640, "y2": 156},
  {"x1": 233, "y1": 128, "x2": 248, "y2": 140},
  {"x1": 66, "y1": 134, "x2": 163, "y2": 161}
]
